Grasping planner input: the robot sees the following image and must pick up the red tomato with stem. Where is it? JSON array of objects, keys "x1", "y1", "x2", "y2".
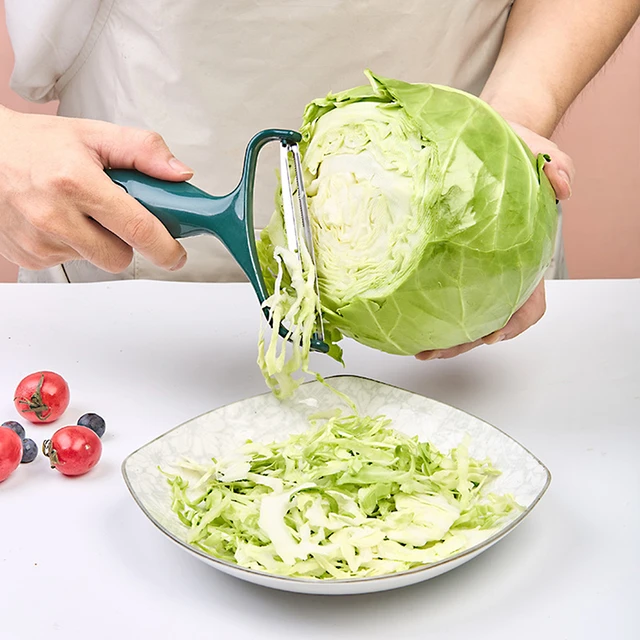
[
  {"x1": 43, "y1": 426, "x2": 102, "y2": 477},
  {"x1": 14, "y1": 371, "x2": 70, "y2": 424},
  {"x1": 0, "y1": 427, "x2": 23, "y2": 482}
]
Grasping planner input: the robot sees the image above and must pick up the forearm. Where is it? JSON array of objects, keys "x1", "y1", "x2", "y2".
[{"x1": 480, "y1": 0, "x2": 640, "y2": 136}]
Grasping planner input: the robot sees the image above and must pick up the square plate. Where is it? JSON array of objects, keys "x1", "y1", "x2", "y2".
[{"x1": 122, "y1": 375, "x2": 550, "y2": 595}]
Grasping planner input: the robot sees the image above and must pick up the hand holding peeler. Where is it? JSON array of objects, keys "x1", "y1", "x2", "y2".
[{"x1": 106, "y1": 129, "x2": 328, "y2": 353}]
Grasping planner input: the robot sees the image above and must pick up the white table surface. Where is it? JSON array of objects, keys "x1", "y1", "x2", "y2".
[{"x1": 0, "y1": 279, "x2": 638, "y2": 640}]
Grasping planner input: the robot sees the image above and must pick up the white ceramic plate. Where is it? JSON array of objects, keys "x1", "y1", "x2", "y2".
[{"x1": 122, "y1": 375, "x2": 550, "y2": 595}]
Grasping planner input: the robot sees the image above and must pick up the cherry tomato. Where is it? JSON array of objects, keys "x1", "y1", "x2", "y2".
[
  {"x1": 14, "y1": 371, "x2": 70, "y2": 424},
  {"x1": 0, "y1": 427, "x2": 23, "y2": 482},
  {"x1": 43, "y1": 426, "x2": 102, "y2": 477}
]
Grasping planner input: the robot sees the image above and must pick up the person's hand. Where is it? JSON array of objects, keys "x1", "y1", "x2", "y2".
[
  {"x1": 508, "y1": 121, "x2": 575, "y2": 200},
  {"x1": 415, "y1": 121, "x2": 575, "y2": 361},
  {"x1": 0, "y1": 106, "x2": 193, "y2": 273}
]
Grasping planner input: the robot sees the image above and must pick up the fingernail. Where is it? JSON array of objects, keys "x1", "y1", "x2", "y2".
[
  {"x1": 171, "y1": 253, "x2": 187, "y2": 271},
  {"x1": 484, "y1": 333, "x2": 506, "y2": 345},
  {"x1": 169, "y1": 157, "x2": 194, "y2": 175},
  {"x1": 558, "y1": 170, "x2": 572, "y2": 199}
]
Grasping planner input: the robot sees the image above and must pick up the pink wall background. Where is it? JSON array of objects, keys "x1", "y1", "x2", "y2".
[
  {"x1": 554, "y1": 21, "x2": 640, "y2": 279},
  {"x1": 0, "y1": 4, "x2": 638, "y2": 282},
  {"x1": 1, "y1": 0, "x2": 57, "y2": 282}
]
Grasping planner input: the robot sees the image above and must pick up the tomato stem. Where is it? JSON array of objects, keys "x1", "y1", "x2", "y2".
[
  {"x1": 14, "y1": 373, "x2": 52, "y2": 421},
  {"x1": 41, "y1": 438, "x2": 58, "y2": 468}
]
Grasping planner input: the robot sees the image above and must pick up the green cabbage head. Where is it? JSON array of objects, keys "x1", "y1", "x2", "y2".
[{"x1": 259, "y1": 71, "x2": 558, "y2": 356}]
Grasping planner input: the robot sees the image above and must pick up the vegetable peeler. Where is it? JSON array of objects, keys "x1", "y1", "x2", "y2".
[{"x1": 106, "y1": 129, "x2": 328, "y2": 353}]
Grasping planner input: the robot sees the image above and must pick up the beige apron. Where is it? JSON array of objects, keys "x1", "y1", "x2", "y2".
[{"x1": 13, "y1": 0, "x2": 564, "y2": 283}]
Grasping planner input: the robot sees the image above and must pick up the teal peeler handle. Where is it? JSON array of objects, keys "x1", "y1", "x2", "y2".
[{"x1": 106, "y1": 129, "x2": 329, "y2": 354}]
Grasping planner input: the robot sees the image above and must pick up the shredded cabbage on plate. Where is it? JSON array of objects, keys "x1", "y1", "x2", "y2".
[{"x1": 164, "y1": 408, "x2": 522, "y2": 580}]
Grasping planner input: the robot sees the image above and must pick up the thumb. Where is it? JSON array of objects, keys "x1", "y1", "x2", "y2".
[
  {"x1": 542, "y1": 151, "x2": 575, "y2": 201},
  {"x1": 506, "y1": 120, "x2": 575, "y2": 201},
  {"x1": 86, "y1": 122, "x2": 194, "y2": 181}
]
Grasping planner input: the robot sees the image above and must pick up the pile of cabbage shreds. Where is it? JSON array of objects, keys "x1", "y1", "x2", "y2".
[{"x1": 164, "y1": 410, "x2": 522, "y2": 579}]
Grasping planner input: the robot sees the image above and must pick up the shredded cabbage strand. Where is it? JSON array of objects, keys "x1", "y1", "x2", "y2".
[
  {"x1": 164, "y1": 411, "x2": 523, "y2": 579},
  {"x1": 257, "y1": 241, "x2": 321, "y2": 399}
]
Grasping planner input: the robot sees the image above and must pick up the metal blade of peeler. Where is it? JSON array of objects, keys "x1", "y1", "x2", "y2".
[
  {"x1": 279, "y1": 142, "x2": 325, "y2": 344},
  {"x1": 280, "y1": 143, "x2": 301, "y2": 256}
]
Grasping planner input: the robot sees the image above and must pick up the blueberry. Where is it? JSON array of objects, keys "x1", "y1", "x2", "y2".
[
  {"x1": 78, "y1": 413, "x2": 106, "y2": 438},
  {"x1": 2, "y1": 421, "x2": 25, "y2": 439},
  {"x1": 21, "y1": 438, "x2": 38, "y2": 464}
]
